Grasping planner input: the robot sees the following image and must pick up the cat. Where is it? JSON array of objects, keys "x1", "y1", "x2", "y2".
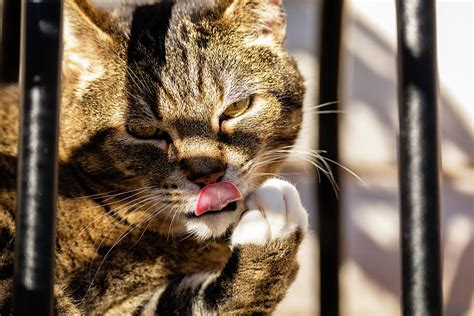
[{"x1": 0, "y1": 0, "x2": 308, "y2": 314}]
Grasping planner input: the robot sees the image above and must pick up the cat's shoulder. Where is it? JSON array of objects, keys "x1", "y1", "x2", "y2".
[
  {"x1": 0, "y1": 83, "x2": 19, "y2": 109},
  {"x1": 0, "y1": 84, "x2": 19, "y2": 158}
]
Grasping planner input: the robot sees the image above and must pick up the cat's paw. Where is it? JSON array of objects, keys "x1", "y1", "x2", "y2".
[{"x1": 231, "y1": 178, "x2": 308, "y2": 246}]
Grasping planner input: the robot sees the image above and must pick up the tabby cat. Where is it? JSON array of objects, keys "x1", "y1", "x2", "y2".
[{"x1": 0, "y1": 0, "x2": 308, "y2": 314}]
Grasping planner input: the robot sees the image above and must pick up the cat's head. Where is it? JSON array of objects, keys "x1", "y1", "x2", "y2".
[{"x1": 62, "y1": 0, "x2": 305, "y2": 239}]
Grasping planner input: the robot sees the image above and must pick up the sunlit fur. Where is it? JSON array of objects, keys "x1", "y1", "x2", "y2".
[
  {"x1": 0, "y1": 0, "x2": 306, "y2": 314},
  {"x1": 60, "y1": 0, "x2": 305, "y2": 240}
]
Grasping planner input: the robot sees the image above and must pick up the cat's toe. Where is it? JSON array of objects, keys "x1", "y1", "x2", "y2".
[
  {"x1": 234, "y1": 178, "x2": 308, "y2": 245},
  {"x1": 231, "y1": 209, "x2": 270, "y2": 246},
  {"x1": 247, "y1": 178, "x2": 308, "y2": 239}
]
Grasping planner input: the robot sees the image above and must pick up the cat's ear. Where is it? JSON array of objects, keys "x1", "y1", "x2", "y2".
[
  {"x1": 63, "y1": 0, "x2": 116, "y2": 76},
  {"x1": 223, "y1": 0, "x2": 286, "y2": 43}
]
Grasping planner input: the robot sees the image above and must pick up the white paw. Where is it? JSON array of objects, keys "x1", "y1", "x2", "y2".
[{"x1": 231, "y1": 178, "x2": 308, "y2": 246}]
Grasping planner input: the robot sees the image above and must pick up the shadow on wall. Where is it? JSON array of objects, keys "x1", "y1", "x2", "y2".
[
  {"x1": 344, "y1": 175, "x2": 473, "y2": 315},
  {"x1": 283, "y1": 2, "x2": 472, "y2": 314},
  {"x1": 345, "y1": 16, "x2": 473, "y2": 167},
  {"x1": 339, "y1": 12, "x2": 473, "y2": 316}
]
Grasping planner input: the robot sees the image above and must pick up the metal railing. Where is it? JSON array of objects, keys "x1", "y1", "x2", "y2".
[
  {"x1": 396, "y1": 1, "x2": 443, "y2": 315},
  {"x1": 1, "y1": 0, "x2": 63, "y2": 315},
  {"x1": 317, "y1": 1, "x2": 343, "y2": 315},
  {"x1": 0, "y1": 0, "x2": 443, "y2": 315},
  {"x1": 317, "y1": 0, "x2": 442, "y2": 315}
]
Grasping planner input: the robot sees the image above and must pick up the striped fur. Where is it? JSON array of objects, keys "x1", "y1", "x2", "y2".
[{"x1": 0, "y1": 0, "x2": 307, "y2": 314}]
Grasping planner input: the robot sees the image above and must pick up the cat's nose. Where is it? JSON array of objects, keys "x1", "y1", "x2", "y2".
[
  {"x1": 180, "y1": 157, "x2": 226, "y2": 187},
  {"x1": 192, "y1": 171, "x2": 225, "y2": 187}
]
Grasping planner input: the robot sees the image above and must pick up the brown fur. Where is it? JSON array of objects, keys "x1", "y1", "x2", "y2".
[{"x1": 0, "y1": 0, "x2": 306, "y2": 314}]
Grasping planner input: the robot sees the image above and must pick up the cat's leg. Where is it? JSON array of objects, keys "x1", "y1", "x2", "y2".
[
  {"x1": 134, "y1": 178, "x2": 308, "y2": 315},
  {"x1": 210, "y1": 178, "x2": 308, "y2": 314}
]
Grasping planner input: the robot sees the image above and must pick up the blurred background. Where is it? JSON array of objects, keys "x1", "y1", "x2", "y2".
[
  {"x1": 275, "y1": 1, "x2": 473, "y2": 315},
  {"x1": 80, "y1": 0, "x2": 474, "y2": 315}
]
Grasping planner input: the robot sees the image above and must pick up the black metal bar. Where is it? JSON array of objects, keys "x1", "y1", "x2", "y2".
[
  {"x1": 396, "y1": 1, "x2": 443, "y2": 315},
  {"x1": 317, "y1": 0, "x2": 344, "y2": 315},
  {"x1": 13, "y1": 0, "x2": 63, "y2": 315},
  {"x1": 0, "y1": 0, "x2": 21, "y2": 82}
]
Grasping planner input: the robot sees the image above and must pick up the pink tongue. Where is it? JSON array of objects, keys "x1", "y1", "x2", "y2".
[{"x1": 195, "y1": 181, "x2": 242, "y2": 216}]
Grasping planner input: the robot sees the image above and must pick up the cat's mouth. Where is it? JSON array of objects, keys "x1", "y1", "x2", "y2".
[
  {"x1": 186, "y1": 201, "x2": 238, "y2": 219},
  {"x1": 192, "y1": 180, "x2": 242, "y2": 216}
]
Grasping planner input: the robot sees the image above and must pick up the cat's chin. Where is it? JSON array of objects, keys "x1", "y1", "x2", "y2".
[{"x1": 183, "y1": 203, "x2": 245, "y2": 240}]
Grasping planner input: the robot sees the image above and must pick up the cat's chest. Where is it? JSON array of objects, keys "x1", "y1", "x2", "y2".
[{"x1": 55, "y1": 198, "x2": 231, "y2": 278}]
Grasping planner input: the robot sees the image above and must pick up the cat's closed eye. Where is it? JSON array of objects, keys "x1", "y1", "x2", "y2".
[
  {"x1": 221, "y1": 96, "x2": 253, "y2": 121},
  {"x1": 127, "y1": 124, "x2": 169, "y2": 141}
]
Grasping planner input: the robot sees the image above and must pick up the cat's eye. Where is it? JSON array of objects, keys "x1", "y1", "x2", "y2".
[
  {"x1": 127, "y1": 124, "x2": 168, "y2": 140},
  {"x1": 221, "y1": 97, "x2": 252, "y2": 120}
]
